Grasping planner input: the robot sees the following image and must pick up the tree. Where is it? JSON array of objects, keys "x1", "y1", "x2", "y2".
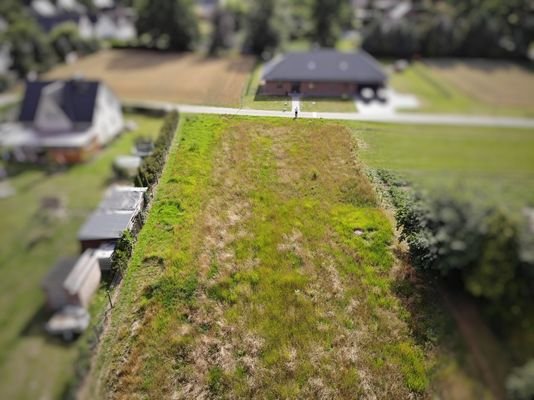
[
  {"x1": 310, "y1": 0, "x2": 348, "y2": 47},
  {"x1": 209, "y1": 6, "x2": 235, "y2": 56},
  {"x1": 136, "y1": 0, "x2": 199, "y2": 51},
  {"x1": 49, "y1": 22, "x2": 85, "y2": 61},
  {"x1": 244, "y1": 0, "x2": 282, "y2": 57},
  {"x1": 5, "y1": 21, "x2": 56, "y2": 77}
]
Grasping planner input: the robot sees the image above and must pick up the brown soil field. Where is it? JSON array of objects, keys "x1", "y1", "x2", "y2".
[
  {"x1": 46, "y1": 49, "x2": 255, "y2": 107},
  {"x1": 425, "y1": 60, "x2": 534, "y2": 109}
]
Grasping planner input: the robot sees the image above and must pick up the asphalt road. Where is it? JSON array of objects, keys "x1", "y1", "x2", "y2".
[{"x1": 126, "y1": 100, "x2": 534, "y2": 129}]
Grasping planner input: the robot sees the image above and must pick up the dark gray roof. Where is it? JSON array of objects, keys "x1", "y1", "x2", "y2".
[
  {"x1": 78, "y1": 212, "x2": 134, "y2": 241},
  {"x1": 99, "y1": 188, "x2": 143, "y2": 212},
  {"x1": 262, "y1": 50, "x2": 387, "y2": 84},
  {"x1": 18, "y1": 79, "x2": 100, "y2": 123},
  {"x1": 42, "y1": 257, "x2": 77, "y2": 290}
]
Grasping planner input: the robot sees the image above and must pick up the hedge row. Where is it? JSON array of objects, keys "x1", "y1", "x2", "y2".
[
  {"x1": 375, "y1": 169, "x2": 534, "y2": 324},
  {"x1": 110, "y1": 111, "x2": 179, "y2": 276},
  {"x1": 134, "y1": 110, "x2": 180, "y2": 190}
]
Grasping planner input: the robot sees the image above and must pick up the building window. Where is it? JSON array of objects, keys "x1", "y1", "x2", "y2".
[
  {"x1": 308, "y1": 83, "x2": 315, "y2": 89},
  {"x1": 276, "y1": 83, "x2": 283, "y2": 89}
]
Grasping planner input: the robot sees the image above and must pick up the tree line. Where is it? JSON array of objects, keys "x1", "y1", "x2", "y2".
[
  {"x1": 362, "y1": 0, "x2": 533, "y2": 59},
  {"x1": 1, "y1": 0, "x2": 531, "y2": 87},
  {"x1": 0, "y1": 0, "x2": 100, "y2": 88}
]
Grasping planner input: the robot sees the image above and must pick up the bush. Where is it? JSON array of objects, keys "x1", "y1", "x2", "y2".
[
  {"x1": 506, "y1": 360, "x2": 534, "y2": 400},
  {"x1": 0, "y1": 73, "x2": 15, "y2": 93},
  {"x1": 111, "y1": 230, "x2": 134, "y2": 275},
  {"x1": 134, "y1": 110, "x2": 179, "y2": 190},
  {"x1": 376, "y1": 170, "x2": 534, "y2": 321}
]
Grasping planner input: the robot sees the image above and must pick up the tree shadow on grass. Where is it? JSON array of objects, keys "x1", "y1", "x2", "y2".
[{"x1": 391, "y1": 246, "x2": 510, "y2": 399}]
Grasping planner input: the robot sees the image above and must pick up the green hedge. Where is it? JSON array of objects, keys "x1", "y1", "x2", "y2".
[
  {"x1": 134, "y1": 110, "x2": 179, "y2": 190},
  {"x1": 375, "y1": 169, "x2": 534, "y2": 323}
]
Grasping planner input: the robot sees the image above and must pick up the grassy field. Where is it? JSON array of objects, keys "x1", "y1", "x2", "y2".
[
  {"x1": 85, "y1": 115, "x2": 433, "y2": 399},
  {"x1": 349, "y1": 122, "x2": 534, "y2": 210},
  {"x1": 0, "y1": 114, "x2": 162, "y2": 400},
  {"x1": 300, "y1": 97, "x2": 356, "y2": 112},
  {"x1": 46, "y1": 49, "x2": 255, "y2": 107},
  {"x1": 390, "y1": 61, "x2": 534, "y2": 117}
]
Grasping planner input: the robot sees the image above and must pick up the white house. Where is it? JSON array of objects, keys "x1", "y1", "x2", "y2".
[
  {"x1": 92, "y1": 8, "x2": 137, "y2": 41},
  {"x1": 0, "y1": 78, "x2": 124, "y2": 164}
]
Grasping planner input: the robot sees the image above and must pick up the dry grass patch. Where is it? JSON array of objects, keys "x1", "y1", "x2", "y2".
[
  {"x1": 425, "y1": 60, "x2": 534, "y2": 109},
  {"x1": 46, "y1": 49, "x2": 255, "y2": 107}
]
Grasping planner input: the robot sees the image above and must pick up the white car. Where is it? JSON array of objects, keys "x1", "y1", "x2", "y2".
[{"x1": 45, "y1": 306, "x2": 90, "y2": 341}]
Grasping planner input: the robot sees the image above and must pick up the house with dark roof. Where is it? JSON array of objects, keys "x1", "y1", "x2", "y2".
[
  {"x1": 0, "y1": 78, "x2": 123, "y2": 164},
  {"x1": 260, "y1": 49, "x2": 387, "y2": 98}
]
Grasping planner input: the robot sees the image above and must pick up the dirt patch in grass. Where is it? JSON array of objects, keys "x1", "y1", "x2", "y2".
[
  {"x1": 46, "y1": 50, "x2": 255, "y2": 107},
  {"x1": 87, "y1": 116, "x2": 430, "y2": 399}
]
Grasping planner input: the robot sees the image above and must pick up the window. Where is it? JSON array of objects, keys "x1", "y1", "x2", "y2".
[{"x1": 308, "y1": 83, "x2": 315, "y2": 89}]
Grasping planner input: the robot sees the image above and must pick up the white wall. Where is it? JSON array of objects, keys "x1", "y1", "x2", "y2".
[{"x1": 92, "y1": 84, "x2": 124, "y2": 145}]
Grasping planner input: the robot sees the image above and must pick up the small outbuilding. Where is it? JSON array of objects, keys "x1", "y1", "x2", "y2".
[
  {"x1": 77, "y1": 186, "x2": 146, "y2": 251},
  {"x1": 78, "y1": 211, "x2": 135, "y2": 251},
  {"x1": 42, "y1": 250, "x2": 101, "y2": 311},
  {"x1": 261, "y1": 49, "x2": 387, "y2": 98}
]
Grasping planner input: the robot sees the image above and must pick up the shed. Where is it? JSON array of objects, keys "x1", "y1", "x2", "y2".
[
  {"x1": 42, "y1": 250, "x2": 101, "y2": 311},
  {"x1": 78, "y1": 211, "x2": 135, "y2": 251}
]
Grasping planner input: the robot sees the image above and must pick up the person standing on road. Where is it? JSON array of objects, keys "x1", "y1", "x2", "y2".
[{"x1": 294, "y1": 107, "x2": 299, "y2": 119}]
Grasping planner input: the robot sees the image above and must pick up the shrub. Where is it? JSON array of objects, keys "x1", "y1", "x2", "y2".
[
  {"x1": 135, "y1": 110, "x2": 179, "y2": 189},
  {"x1": 506, "y1": 360, "x2": 534, "y2": 400},
  {"x1": 376, "y1": 170, "x2": 534, "y2": 321},
  {"x1": 111, "y1": 230, "x2": 134, "y2": 275}
]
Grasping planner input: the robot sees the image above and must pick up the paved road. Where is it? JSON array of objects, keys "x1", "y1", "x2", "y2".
[{"x1": 128, "y1": 100, "x2": 534, "y2": 129}]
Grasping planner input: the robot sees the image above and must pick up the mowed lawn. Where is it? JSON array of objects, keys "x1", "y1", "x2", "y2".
[
  {"x1": 350, "y1": 122, "x2": 534, "y2": 209},
  {"x1": 85, "y1": 115, "x2": 429, "y2": 399},
  {"x1": 0, "y1": 114, "x2": 162, "y2": 400},
  {"x1": 46, "y1": 49, "x2": 255, "y2": 107},
  {"x1": 390, "y1": 60, "x2": 534, "y2": 117}
]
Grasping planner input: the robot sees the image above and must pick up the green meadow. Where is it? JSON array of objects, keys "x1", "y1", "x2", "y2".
[
  {"x1": 349, "y1": 122, "x2": 534, "y2": 210},
  {"x1": 86, "y1": 115, "x2": 430, "y2": 399}
]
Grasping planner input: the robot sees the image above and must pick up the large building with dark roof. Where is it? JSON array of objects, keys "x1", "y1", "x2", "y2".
[
  {"x1": 0, "y1": 78, "x2": 123, "y2": 164},
  {"x1": 260, "y1": 49, "x2": 387, "y2": 97}
]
